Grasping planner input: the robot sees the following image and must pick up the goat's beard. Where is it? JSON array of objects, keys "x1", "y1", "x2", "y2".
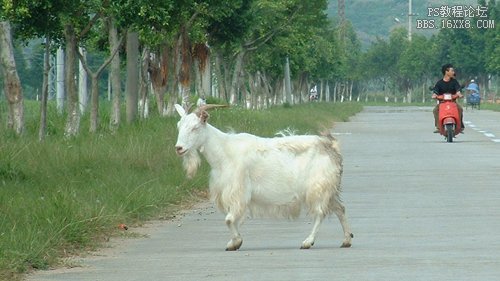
[{"x1": 182, "y1": 150, "x2": 201, "y2": 179}]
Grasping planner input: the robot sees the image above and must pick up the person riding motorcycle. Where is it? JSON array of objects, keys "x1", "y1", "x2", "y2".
[
  {"x1": 466, "y1": 79, "x2": 481, "y2": 105},
  {"x1": 431, "y1": 64, "x2": 464, "y2": 133}
]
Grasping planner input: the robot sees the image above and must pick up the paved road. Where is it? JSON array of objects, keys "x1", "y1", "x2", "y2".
[{"x1": 27, "y1": 106, "x2": 500, "y2": 281}]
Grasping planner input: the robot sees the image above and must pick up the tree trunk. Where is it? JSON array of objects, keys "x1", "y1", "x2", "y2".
[
  {"x1": 108, "y1": 19, "x2": 121, "y2": 130},
  {"x1": 325, "y1": 81, "x2": 331, "y2": 102},
  {"x1": 214, "y1": 51, "x2": 228, "y2": 102},
  {"x1": 193, "y1": 43, "x2": 211, "y2": 99},
  {"x1": 89, "y1": 74, "x2": 100, "y2": 132},
  {"x1": 262, "y1": 72, "x2": 272, "y2": 108},
  {"x1": 139, "y1": 48, "x2": 150, "y2": 119},
  {"x1": 249, "y1": 72, "x2": 258, "y2": 109},
  {"x1": 284, "y1": 57, "x2": 292, "y2": 104},
  {"x1": 125, "y1": 31, "x2": 139, "y2": 124},
  {"x1": 296, "y1": 73, "x2": 307, "y2": 103},
  {"x1": 176, "y1": 29, "x2": 192, "y2": 109},
  {"x1": 78, "y1": 31, "x2": 123, "y2": 133},
  {"x1": 63, "y1": 23, "x2": 80, "y2": 137},
  {"x1": 340, "y1": 82, "x2": 346, "y2": 102},
  {"x1": 333, "y1": 82, "x2": 337, "y2": 103},
  {"x1": 229, "y1": 50, "x2": 246, "y2": 105},
  {"x1": 422, "y1": 82, "x2": 426, "y2": 103},
  {"x1": 319, "y1": 80, "x2": 324, "y2": 101},
  {"x1": 0, "y1": 21, "x2": 24, "y2": 135},
  {"x1": 39, "y1": 37, "x2": 50, "y2": 141},
  {"x1": 349, "y1": 81, "x2": 353, "y2": 101},
  {"x1": 273, "y1": 79, "x2": 283, "y2": 105},
  {"x1": 149, "y1": 45, "x2": 169, "y2": 116},
  {"x1": 78, "y1": 47, "x2": 88, "y2": 113},
  {"x1": 56, "y1": 47, "x2": 65, "y2": 114}
]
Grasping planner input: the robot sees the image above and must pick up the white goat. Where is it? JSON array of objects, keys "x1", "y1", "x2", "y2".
[{"x1": 174, "y1": 104, "x2": 353, "y2": 250}]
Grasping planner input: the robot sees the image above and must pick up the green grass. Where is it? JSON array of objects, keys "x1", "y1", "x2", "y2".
[
  {"x1": 0, "y1": 100, "x2": 362, "y2": 280},
  {"x1": 479, "y1": 103, "x2": 500, "y2": 112}
]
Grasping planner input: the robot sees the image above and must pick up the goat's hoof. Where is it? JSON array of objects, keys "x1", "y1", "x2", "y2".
[
  {"x1": 225, "y1": 245, "x2": 241, "y2": 251},
  {"x1": 340, "y1": 233, "x2": 353, "y2": 248},
  {"x1": 300, "y1": 241, "x2": 314, "y2": 249},
  {"x1": 341, "y1": 241, "x2": 352, "y2": 248},
  {"x1": 225, "y1": 238, "x2": 242, "y2": 251}
]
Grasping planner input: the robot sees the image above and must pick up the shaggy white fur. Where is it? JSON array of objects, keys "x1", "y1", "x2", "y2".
[{"x1": 174, "y1": 104, "x2": 353, "y2": 250}]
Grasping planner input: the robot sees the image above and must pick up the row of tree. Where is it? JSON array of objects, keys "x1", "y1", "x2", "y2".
[
  {"x1": 1, "y1": 0, "x2": 498, "y2": 139},
  {"x1": 1, "y1": 0, "x2": 359, "y2": 138}
]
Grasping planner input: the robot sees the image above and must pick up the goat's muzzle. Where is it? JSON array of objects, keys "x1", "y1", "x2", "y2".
[{"x1": 175, "y1": 146, "x2": 187, "y2": 156}]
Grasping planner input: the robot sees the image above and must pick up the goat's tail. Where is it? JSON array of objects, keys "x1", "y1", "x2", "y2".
[
  {"x1": 318, "y1": 131, "x2": 343, "y2": 183},
  {"x1": 319, "y1": 130, "x2": 341, "y2": 154}
]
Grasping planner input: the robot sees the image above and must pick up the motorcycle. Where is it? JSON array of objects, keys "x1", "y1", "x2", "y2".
[{"x1": 435, "y1": 93, "x2": 462, "y2": 142}]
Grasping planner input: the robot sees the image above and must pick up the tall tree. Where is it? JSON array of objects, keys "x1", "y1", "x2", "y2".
[
  {"x1": 62, "y1": 22, "x2": 81, "y2": 136},
  {"x1": 78, "y1": 35, "x2": 123, "y2": 132},
  {"x1": 107, "y1": 17, "x2": 122, "y2": 130},
  {"x1": 398, "y1": 34, "x2": 433, "y2": 102},
  {"x1": 110, "y1": 0, "x2": 176, "y2": 115},
  {"x1": 39, "y1": 37, "x2": 50, "y2": 141},
  {"x1": 369, "y1": 27, "x2": 409, "y2": 100},
  {"x1": 0, "y1": 21, "x2": 24, "y2": 135},
  {"x1": 1, "y1": 0, "x2": 63, "y2": 138},
  {"x1": 483, "y1": 0, "x2": 499, "y2": 96}
]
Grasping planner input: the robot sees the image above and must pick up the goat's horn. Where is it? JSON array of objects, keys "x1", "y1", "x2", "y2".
[
  {"x1": 185, "y1": 103, "x2": 194, "y2": 113},
  {"x1": 195, "y1": 104, "x2": 228, "y2": 116}
]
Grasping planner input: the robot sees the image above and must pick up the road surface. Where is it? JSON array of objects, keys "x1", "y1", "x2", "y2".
[{"x1": 27, "y1": 106, "x2": 500, "y2": 281}]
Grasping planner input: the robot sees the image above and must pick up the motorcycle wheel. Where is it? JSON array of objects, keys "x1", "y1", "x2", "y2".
[{"x1": 445, "y1": 124, "x2": 454, "y2": 143}]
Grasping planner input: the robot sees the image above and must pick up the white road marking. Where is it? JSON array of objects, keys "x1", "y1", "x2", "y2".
[{"x1": 464, "y1": 120, "x2": 498, "y2": 143}]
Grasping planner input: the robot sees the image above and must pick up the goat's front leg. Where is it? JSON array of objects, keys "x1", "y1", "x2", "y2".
[{"x1": 225, "y1": 213, "x2": 243, "y2": 251}]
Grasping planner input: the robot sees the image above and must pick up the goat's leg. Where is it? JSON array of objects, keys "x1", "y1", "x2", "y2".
[
  {"x1": 225, "y1": 213, "x2": 243, "y2": 251},
  {"x1": 301, "y1": 213, "x2": 325, "y2": 249},
  {"x1": 333, "y1": 203, "x2": 353, "y2": 248}
]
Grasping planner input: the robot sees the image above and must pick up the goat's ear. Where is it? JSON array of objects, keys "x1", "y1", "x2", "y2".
[
  {"x1": 200, "y1": 111, "x2": 210, "y2": 123},
  {"x1": 174, "y1": 104, "x2": 186, "y2": 117}
]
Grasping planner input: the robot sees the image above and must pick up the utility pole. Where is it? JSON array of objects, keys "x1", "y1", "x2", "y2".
[
  {"x1": 408, "y1": 0, "x2": 418, "y2": 41},
  {"x1": 337, "y1": 0, "x2": 346, "y2": 103},
  {"x1": 338, "y1": 0, "x2": 345, "y2": 23},
  {"x1": 338, "y1": 0, "x2": 346, "y2": 39},
  {"x1": 408, "y1": 0, "x2": 412, "y2": 41}
]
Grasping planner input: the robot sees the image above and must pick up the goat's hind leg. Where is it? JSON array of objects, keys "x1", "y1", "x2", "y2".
[
  {"x1": 301, "y1": 212, "x2": 325, "y2": 249},
  {"x1": 225, "y1": 213, "x2": 243, "y2": 251},
  {"x1": 333, "y1": 202, "x2": 353, "y2": 248}
]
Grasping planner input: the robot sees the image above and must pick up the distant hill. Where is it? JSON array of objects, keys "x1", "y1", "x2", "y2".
[{"x1": 327, "y1": 0, "x2": 480, "y2": 47}]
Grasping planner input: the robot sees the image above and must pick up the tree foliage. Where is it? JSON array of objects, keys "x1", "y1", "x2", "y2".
[
  {"x1": 359, "y1": 0, "x2": 499, "y2": 99},
  {"x1": 2, "y1": 0, "x2": 499, "y2": 119}
]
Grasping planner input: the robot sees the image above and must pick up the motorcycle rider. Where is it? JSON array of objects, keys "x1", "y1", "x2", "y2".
[
  {"x1": 431, "y1": 63, "x2": 464, "y2": 133},
  {"x1": 466, "y1": 79, "x2": 481, "y2": 103}
]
